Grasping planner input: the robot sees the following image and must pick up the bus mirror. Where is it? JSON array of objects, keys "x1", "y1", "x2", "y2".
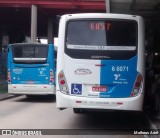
[
  {"x1": 3, "y1": 47, "x2": 9, "y2": 52},
  {"x1": 56, "y1": 15, "x2": 61, "y2": 21}
]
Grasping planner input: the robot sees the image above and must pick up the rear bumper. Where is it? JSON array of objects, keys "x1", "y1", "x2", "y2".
[
  {"x1": 8, "y1": 84, "x2": 55, "y2": 95},
  {"x1": 56, "y1": 91, "x2": 144, "y2": 111}
]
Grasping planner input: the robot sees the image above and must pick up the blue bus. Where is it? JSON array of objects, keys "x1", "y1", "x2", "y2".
[
  {"x1": 7, "y1": 43, "x2": 56, "y2": 96},
  {"x1": 56, "y1": 13, "x2": 145, "y2": 113}
]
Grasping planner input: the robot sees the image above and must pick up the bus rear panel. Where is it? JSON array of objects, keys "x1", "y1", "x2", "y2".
[
  {"x1": 56, "y1": 13, "x2": 145, "y2": 111},
  {"x1": 8, "y1": 43, "x2": 56, "y2": 95}
]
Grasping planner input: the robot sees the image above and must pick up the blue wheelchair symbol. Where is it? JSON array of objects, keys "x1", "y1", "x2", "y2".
[{"x1": 71, "y1": 84, "x2": 82, "y2": 95}]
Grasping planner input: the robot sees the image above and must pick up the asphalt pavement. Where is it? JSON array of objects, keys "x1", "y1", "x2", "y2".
[
  {"x1": 0, "y1": 93, "x2": 19, "y2": 101},
  {"x1": 0, "y1": 92, "x2": 160, "y2": 131}
]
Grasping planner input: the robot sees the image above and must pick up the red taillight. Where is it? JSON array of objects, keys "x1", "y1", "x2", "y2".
[
  {"x1": 50, "y1": 69, "x2": 54, "y2": 84},
  {"x1": 135, "y1": 82, "x2": 141, "y2": 87},
  {"x1": 8, "y1": 69, "x2": 11, "y2": 83},
  {"x1": 131, "y1": 73, "x2": 143, "y2": 97},
  {"x1": 60, "y1": 80, "x2": 65, "y2": 85},
  {"x1": 58, "y1": 71, "x2": 69, "y2": 95}
]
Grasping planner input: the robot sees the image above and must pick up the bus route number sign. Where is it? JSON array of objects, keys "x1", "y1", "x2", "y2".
[{"x1": 112, "y1": 66, "x2": 129, "y2": 72}]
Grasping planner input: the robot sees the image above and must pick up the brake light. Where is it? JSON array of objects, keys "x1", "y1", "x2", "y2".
[
  {"x1": 50, "y1": 69, "x2": 54, "y2": 84},
  {"x1": 8, "y1": 69, "x2": 11, "y2": 84},
  {"x1": 60, "y1": 80, "x2": 65, "y2": 85},
  {"x1": 131, "y1": 73, "x2": 143, "y2": 97},
  {"x1": 58, "y1": 71, "x2": 69, "y2": 95}
]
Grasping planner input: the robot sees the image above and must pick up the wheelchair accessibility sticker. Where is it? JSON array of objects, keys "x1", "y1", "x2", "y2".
[{"x1": 71, "y1": 84, "x2": 82, "y2": 95}]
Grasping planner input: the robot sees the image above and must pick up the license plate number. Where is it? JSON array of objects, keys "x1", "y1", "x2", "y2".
[{"x1": 92, "y1": 86, "x2": 107, "y2": 92}]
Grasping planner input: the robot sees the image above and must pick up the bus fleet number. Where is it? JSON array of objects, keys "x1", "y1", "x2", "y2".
[{"x1": 112, "y1": 66, "x2": 129, "y2": 72}]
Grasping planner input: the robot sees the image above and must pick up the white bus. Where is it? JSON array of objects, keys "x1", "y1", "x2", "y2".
[{"x1": 56, "y1": 13, "x2": 145, "y2": 113}]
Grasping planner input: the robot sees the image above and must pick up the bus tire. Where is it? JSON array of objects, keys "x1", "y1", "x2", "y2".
[
  {"x1": 73, "y1": 108, "x2": 82, "y2": 114},
  {"x1": 26, "y1": 95, "x2": 35, "y2": 99},
  {"x1": 155, "y1": 86, "x2": 160, "y2": 114}
]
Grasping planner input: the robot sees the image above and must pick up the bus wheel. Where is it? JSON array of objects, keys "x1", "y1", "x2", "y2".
[
  {"x1": 73, "y1": 108, "x2": 82, "y2": 114},
  {"x1": 155, "y1": 86, "x2": 160, "y2": 119},
  {"x1": 26, "y1": 95, "x2": 35, "y2": 99}
]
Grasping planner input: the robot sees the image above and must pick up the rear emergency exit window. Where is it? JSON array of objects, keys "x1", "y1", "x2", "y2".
[{"x1": 12, "y1": 44, "x2": 48, "y2": 64}]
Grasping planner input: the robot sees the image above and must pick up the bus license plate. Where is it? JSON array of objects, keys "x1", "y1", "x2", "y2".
[{"x1": 92, "y1": 86, "x2": 107, "y2": 92}]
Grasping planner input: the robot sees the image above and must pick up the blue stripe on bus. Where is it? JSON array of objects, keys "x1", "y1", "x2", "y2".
[{"x1": 100, "y1": 56, "x2": 138, "y2": 98}]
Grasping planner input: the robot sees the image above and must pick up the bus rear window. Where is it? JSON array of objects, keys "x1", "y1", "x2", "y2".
[
  {"x1": 12, "y1": 44, "x2": 48, "y2": 64},
  {"x1": 65, "y1": 19, "x2": 138, "y2": 60}
]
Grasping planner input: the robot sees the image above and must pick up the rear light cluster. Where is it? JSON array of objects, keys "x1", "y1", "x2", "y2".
[
  {"x1": 50, "y1": 69, "x2": 54, "y2": 84},
  {"x1": 131, "y1": 73, "x2": 143, "y2": 97},
  {"x1": 58, "y1": 70, "x2": 69, "y2": 95},
  {"x1": 8, "y1": 69, "x2": 11, "y2": 84}
]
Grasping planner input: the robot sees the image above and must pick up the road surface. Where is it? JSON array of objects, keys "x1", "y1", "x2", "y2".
[{"x1": 0, "y1": 95, "x2": 158, "y2": 138}]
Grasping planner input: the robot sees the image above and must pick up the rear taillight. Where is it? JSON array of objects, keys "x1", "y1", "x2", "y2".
[
  {"x1": 58, "y1": 70, "x2": 69, "y2": 95},
  {"x1": 50, "y1": 69, "x2": 54, "y2": 84},
  {"x1": 8, "y1": 69, "x2": 11, "y2": 84},
  {"x1": 131, "y1": 73, "x2": 143, "y2": 97}
]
